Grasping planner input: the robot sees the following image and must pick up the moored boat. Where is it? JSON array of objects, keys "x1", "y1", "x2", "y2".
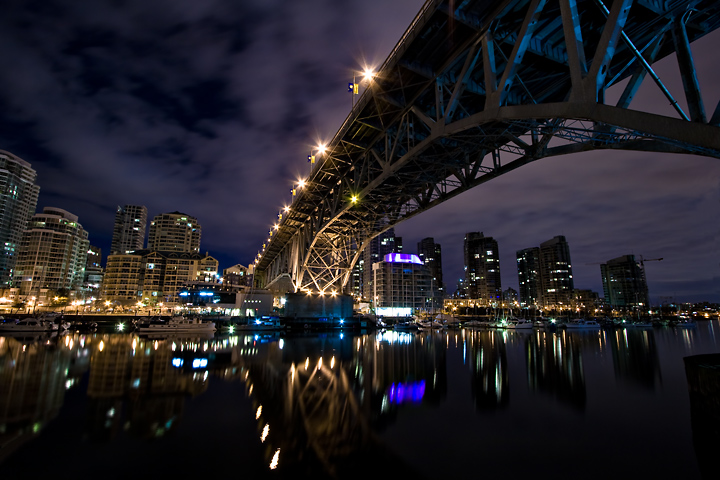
[
  {"x1": 506, "y1": 319, "x2": 534, "y2": 330},
  {"x1": 136, "y1": 316, "x2": 216, "y2": 333},
  {"x1": 621, "y1": 321, "x2": 653, "y2": 328},
  {"x1": 673, "y1": 316, "x2": 697, "y2": 328},
  {"x1": 435, "y1": 313, "x2": 460, "y2": 329},
  {"x1": 0, "y1": 317, "x2": 58, "y2": 332},
  {"x1": 562, "y1": 319, "x2": 602, "y2": 329},
  {"x1": 393, "y1": 321, "x2": 419, "y2": 331},
  {"x1": 463, "y1": 319, "x2": 487, "y2": 329}
]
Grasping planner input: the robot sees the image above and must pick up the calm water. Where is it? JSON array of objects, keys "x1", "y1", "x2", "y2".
[{"x1": 1, "y1": 322, "x2": 719, "y2": 479}]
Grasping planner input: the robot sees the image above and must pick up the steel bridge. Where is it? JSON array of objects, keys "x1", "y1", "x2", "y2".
[{"x1": 255, "y1": 0, "x2": 720, "y2": 294}]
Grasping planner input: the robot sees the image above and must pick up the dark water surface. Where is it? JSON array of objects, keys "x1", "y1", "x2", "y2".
[{"x1": 1, "y1": 322, "x2": 719, "y2": 479}]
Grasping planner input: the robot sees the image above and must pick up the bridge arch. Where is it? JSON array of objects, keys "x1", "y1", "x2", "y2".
[{"x1": 256, "y1": 0, "x2": 720, "y2": 294}]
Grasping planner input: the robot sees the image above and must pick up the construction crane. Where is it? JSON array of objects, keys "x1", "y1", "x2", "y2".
[
  {"x1": 638, "y1": 256, "x2": 663, "y2": 269},
  {"x1": 586, "y1": 256, "x2": 663, "y2": 267}
]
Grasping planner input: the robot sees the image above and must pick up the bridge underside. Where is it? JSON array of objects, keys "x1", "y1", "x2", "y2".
[{"x1": 256, "y1": 0, "x2": 720, "y2": 294}]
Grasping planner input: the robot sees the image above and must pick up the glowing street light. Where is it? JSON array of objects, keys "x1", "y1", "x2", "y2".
[
  {"x1": 362, "y1": 68, "x2": 375, "y2": 82},
  {"x1": 350, "y1": 66, "x2": 376, "y2": 107}
]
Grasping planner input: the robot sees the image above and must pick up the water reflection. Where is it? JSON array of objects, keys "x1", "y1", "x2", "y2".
[
  {"x1": 0, "y1": 323, "x2": 716, "y2": 478},
  {"x1": 609, "y1": 328, "x2": 661, "y2": 390},
  {"x1": 467, "y1": 330, "x2": 508, "y2": 409},
  {"x1": 87, "y1": 334, "x2": 216, "y2": 441},
  {"x1": 527, "y1": 329, "x2": 586, "y2": 410},
  {"x1": 0, "y1": 334, "x2": 76, "y2": 462}
]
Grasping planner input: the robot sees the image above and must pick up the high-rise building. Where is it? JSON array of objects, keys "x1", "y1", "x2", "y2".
[
  {"x1": 13, "y1": 207, "x2": 90, "y2": 297},
  {"x1": 463, "y1": 232, "x2": 501, "y2": 305},
  {"x1": 147, "y1": 212, "x2": 201, "y2": 253},
  {"x1": 0, "y1": 150, "x2": 40, "y2": 286},
  {"x1": 358, "y1": 228, "x2": 401, "y2": 300},
  {"x1": 372, "y1": 253, "x2": 432, "y2": 315},
  {"x1": 110, "y1": 205, "x2": 147, "y2": 254},
  {"x1": 417, "y1": 237, "x2": 444, "y2": 309},
  {"x1": 516, "y1": 247, "x2": 542, "y2": 307},
  {"x1": 539, "y1": 235, "x2": 574, "y2": 309},
  {"x1": 600, "y1": 255, "x2": 649, "y2": 308}
]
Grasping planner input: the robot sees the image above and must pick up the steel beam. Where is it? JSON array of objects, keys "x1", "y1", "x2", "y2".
[{"x1": 257, "y1": 0, "x2": 720, "y2": 294}]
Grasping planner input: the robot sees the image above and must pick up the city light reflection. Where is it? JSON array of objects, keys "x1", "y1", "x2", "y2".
[
  {"x1": 269, "y1": 449, "x2": 280, "y2": 470},
  {"x1": 1, "y1": 320, "x2": 716, "y2": 477}
]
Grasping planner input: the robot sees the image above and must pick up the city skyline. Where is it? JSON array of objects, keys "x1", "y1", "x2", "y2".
[{"x1": 0, "y1": 0, "x2": 718, "y2": 303}]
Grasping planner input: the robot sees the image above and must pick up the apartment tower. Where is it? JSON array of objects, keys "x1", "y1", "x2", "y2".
[
  {"x1": 539, "y1": 235, "x2": 574, "y2": 309},
  {"x1": 463, "y1": 232, "x2": 501, "y2": 305},
  {"x1": 417, "y1": 237, "x2": 444, "y2": 309},
  {"x1": 516, "y1": 247, "x2": 542, "y2": 308},
  {"x1": 110, "y1": 205, "x2": 147, "y2": 254},
  {"x1": 0, "y1": 150, "x2": 40, "y2": 286},
  {"x1": 600, "y1": 255, "x2": 649, "y2": 308},
  {"x1": 148, "y1": 212, "x2": 201, "y2": 253},
  {"x1": 13, "y1": 207, "x2": 90, "y2": 296},
  {"x1": 358, "y1": 228, "x2": 401, "y2": 300}
]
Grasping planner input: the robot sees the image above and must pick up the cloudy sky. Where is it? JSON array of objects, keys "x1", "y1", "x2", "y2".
[{"x1": 1, "y1": 0, "x2": 718, "y2": 303}]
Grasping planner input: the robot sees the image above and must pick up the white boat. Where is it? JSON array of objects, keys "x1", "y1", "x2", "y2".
[
  {"x1": 415, "y1": 319, "x2": 432, "y2": 329},
  {"x1": 563, "y1": 319, "x2": 602, "y2": 329},
  {"x1": 506, "y1": 319, "x2": 534, "y2": 330},
  {"x1": 0, "y1": 318, "x2": 58, "y2": 332},
  {"x1": 136, "y1": 316, "x2": 216, "y2": 333},
  {"x1": 416, "y1": 318, "x2": 446, "y2": 330}
]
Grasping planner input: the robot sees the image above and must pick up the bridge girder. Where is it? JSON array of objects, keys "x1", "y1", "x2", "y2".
[{"x1": 256, "y1": 0, "x2": 720, "y2": 294}]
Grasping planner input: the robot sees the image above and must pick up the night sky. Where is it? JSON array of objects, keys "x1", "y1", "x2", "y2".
[{"x1": 1, "y1": 0, "x2": 718, "y2": 303}]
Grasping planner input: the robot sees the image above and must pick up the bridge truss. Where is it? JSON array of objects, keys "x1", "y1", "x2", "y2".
[{"x1": 256, "y1": 0, "x2": 720, "y2": 294}]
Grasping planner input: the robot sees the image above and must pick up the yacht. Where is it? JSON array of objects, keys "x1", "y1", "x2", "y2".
[
  {"x1": 0, "y1": 318, "x2": 58, "y2": 332},
  {"x1": 506, "y1": 319, "x2": 534, "y2": 330}
]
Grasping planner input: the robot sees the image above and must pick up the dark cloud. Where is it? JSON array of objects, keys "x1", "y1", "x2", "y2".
[{"x1": 0, "y1": 0, "x2": 718, "y2": 303}]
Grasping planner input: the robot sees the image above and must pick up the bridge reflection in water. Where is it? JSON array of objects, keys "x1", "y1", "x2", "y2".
[{"x1": 0, "y1": 326, "x2": 702, "y2": 477}]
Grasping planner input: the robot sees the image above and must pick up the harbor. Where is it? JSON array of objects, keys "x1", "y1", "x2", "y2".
[{"x1": 2, "y1": 319, "x2": 719, "y2": 478}]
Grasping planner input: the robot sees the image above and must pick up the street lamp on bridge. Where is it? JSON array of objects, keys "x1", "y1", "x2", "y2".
[{"x1": 350, "y1": 67, "x2": 376, "y2": 107}]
